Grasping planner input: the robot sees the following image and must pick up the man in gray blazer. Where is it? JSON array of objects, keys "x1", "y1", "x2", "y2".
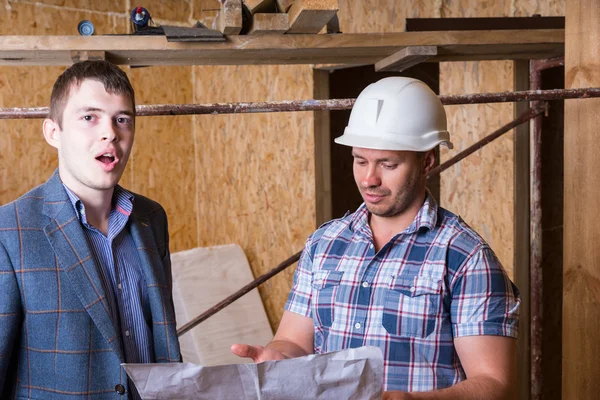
[{"x1": 0, "y1": 61, "x2": 181, "y2": 399}]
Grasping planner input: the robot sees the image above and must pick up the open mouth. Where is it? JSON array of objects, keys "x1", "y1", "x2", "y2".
[{"x1": 96, "y1": 153, "x2": 116, "y2": 165}]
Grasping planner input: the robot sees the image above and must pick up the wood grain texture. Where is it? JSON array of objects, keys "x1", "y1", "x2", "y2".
[
  {"x1": 375, "y1": 46, "x2": 437, "y2": 72},
  {"x1": 217, "y1": 0, "x2": 243, "y2": 35},
  {"x1": 276, "y1": 0, "x2": 294, "y2": 12},
  {"x1": 439, "y1": 62, "x2": 515, "y2": 277},
  {"x1": 193, "y1": 64, "x2": 314, "y2": 329},
  {"x1": 243, "y1": 0, "x2": 277, "y2": 14},
  {"x1": 287, "y1": 0, "x2": 339, "y2": 34},
  {"x1": 248, "y1": 13, "x2": 289, "y2": 35},
  {"x1": 563, "y1": 0, "x2": 600, "y2": 398}
]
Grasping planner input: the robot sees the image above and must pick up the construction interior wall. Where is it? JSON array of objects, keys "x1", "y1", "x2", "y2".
[{"x1": 0, "y1": 0, "x2": 563, "y2": 332}]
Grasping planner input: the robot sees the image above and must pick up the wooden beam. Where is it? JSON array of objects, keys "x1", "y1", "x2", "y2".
[
  {"x1": 243, "y1": 0, "x2": 276, "y2": 14},
  {"x1": 287, "y1": 0, "x2": 339, "y2": 34},
  {"x1": 563, "y1": 0, "x2": 600, "y2": 399},
  {"x1": 513, "y1": 59, "x2": 531, "y2": 400},
  {"x1": 248, "y1": 13, "x2": 289, "y2": 35},
  {"x1": 0, "y1": 30, "x2": 564, "y2": 66},
  {"x1": 217, "y1": 0, "x2": 242, "y2": 35},
  {"x1": 70, "y1": 50, "x2": 106, "y2": 63},
  {"x1": 313, "y1": 68, "x2": 332, "y2": 226},
  {"x1": 374, "y1": 46, "x2": 437, "y2": 72},
  {"x1": 276, "y1": 0, "x2": 294, "y2": 12}
]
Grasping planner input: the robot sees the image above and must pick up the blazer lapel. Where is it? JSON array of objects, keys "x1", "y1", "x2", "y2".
[
  {"x1": 129, "y1": 212, "x2": 179, "y2": 363},
  {"x1": 42, "y1": 172, "x2": 124, "y2": 361}
]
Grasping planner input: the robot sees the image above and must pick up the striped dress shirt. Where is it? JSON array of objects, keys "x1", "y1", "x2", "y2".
[
  {"x1": 64, "y1": 184, "x2": 153, "y2": 399},
  {"x1": 285, "y1": 193, "x2": 520, "y2": 392}
]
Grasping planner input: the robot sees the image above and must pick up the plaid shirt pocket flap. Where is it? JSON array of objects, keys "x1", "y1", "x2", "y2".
[
  {"x1": 311, "y1": 270, "x2": 344, "y2": 327},
  {"x1": 383, "y1": 275, "x2": 442, "y2": 338}
]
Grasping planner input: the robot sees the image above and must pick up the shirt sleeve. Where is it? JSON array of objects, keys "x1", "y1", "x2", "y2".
[
  {"x1": 284, "y1": 235, "x2": 316, "y2": 318},
  {"x1": 450, "y1": 246, "x2": 520, "y2": 338}
]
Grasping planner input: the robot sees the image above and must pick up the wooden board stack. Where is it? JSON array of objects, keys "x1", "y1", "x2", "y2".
[{"x1": 217, "y1": 0, "x2": 339, "y2": 35}]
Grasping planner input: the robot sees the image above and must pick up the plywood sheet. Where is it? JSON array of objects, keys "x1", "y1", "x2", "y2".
[
  {"x1": 512, "y1": 0, "x2": 564, "y2": 17},
  {"x1": 2, "y1": 1, "x2": 126, "y2": 35},
  {"x1": 172, "y1": 244, "x2": 273, "y2": 366},
  {"x1": 337, "y1": 0, "x2": 440, "y2": 33},
  {"x1": 128, "y1": 66, "x2": 198, "y2": 253},
  {"x1": 193, "y1": 64, "x2": 315, "y2": 329},
  {"x1": 439, "y1": 60, "x2": 515, "y2": 277},
  {"x1": 20, "y1": 0, "x2": 125, "y2": 13}
]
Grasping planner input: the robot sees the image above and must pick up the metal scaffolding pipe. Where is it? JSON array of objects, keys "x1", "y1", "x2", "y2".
[
  {"x1": 427, "y1": 104, "x2": 547, "y2": 178},
  {"x1": 0, "y1": 87, "x2": 596, "y2": 119},
  {"x1": 177, "y1": 251, "x2": 302, "y2": 337}
]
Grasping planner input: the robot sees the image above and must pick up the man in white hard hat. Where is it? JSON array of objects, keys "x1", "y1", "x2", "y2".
[{"x1": 232, "y1": 77, "x2": 520, "y2": 399}]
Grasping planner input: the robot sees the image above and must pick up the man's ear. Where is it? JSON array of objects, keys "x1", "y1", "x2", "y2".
[
  {"x1": 43, "y1": 118, "x2": 60, "y2": 150},
  {"x1": 423, "y1": 149, "x2": 437, "y2": 175}
]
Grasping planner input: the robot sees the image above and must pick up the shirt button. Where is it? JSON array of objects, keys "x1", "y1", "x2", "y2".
[
  {"x1": 125, "y1": 330, "x2": 130, "y2": 337},
  {"x1": 117, "y1": 283, "x2": 122, "y2": 290},
  {"x1": 115, "y1": 384, "x2": 125, "y2": 395},
  {"x1": 354, "y1": 322, "x2": 361, "y2": 330},
  {"x1": 362, "y1": 282, "x2": 369, "y2": 288},
  {"x1": 369, "y1": 244, "x2": 374, "y2": 249}
]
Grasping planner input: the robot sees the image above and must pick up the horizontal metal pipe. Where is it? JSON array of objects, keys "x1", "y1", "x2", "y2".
[
  {"x1": 428, "y1": 104, "x2": 547, "y2": 178},
  {"x1": 0, "y1": 88, "x2": 596, "y2": 119},
  {"x1": 177, "y1": 251, "x2": 302, "y2": 337}
]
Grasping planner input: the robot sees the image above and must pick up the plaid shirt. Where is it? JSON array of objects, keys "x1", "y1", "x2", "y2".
[{"x1": 285, "y1": 194, "x2": 520, "y2": 392}]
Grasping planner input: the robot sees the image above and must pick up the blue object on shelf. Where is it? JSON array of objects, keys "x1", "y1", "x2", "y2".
[
  {"x1": 131, "y1": 6, "x2": 151, "y2": 28},
  {"x1": 77, "y1": 20, "x2": 95, "y2": 36}
]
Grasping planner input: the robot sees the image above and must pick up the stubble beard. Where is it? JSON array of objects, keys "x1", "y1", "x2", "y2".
[{"x1": 364, "y1": 170, "x2": 424, "y2": 218}]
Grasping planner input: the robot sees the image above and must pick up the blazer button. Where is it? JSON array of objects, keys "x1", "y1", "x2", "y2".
[{"x1": 115, "y1": 384, "x2": 125, "y2": 395}]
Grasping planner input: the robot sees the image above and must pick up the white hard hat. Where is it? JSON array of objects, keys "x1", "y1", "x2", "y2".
[{"x1": 335, "y1": 77, "x2": 453, "y2": 151}]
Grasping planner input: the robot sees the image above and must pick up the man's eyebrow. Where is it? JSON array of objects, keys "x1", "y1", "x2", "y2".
[
  {"x1": 351, "y1": 153, "x2": 400, "y2": 163},
  {"x1": 74, "y1": 107, "x2": 134, "y2": 116}
]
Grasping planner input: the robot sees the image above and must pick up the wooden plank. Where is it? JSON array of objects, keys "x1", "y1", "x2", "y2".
[
  {"x1": 287, "y1": 0, "x2": 339, "y2": 34},
  {"x1": 513, "y1": 59, "x2": 530, "y2": 400},
  {"x1": 313, "y1": 68, "x2": 331, "y2": 226},
  {"x1": 563, "y1": 0, "x2": 600, "y2": 399},
  {"x1": 0, "y1": 30, "x2": 564, "y2": 66},
  {"x1": 70, "y1": 50, "x2": 105, "y2": 63},
  {"x1": 217, "y1": 0, "x2": 242, "y2": 35},
  {"x1": 162, "y1": 26, "x2": 225, "y2": 42},
  {"x1": 276, "y1": 0, "x2": 294, "y2": 13},
  {"x1": 248, "y1": 13, "x2": 289, "y2": 35},
  {"x1": 375, "y1": 45, "x2": 437, "y2": 72},
  {"x1": 243, "y1": 0, "x2": 276, "y2": 14},
  {"x1": 314, "y1": 63, "x2": 369, "y2": 71}
]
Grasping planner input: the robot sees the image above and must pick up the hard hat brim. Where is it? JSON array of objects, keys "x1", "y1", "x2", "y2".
[{"x1": 334, "y1": 132, "x2": 454, "y2": 152}]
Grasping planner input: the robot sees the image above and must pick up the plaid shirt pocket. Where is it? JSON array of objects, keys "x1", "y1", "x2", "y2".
[
  {"x1": 312, "y1": 270, "x2": 344, "y2": 327},
  {"x1": 382, "y1": 275, "x2": 442, "y2": 338}
]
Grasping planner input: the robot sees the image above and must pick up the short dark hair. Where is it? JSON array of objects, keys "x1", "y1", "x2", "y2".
[{"x1": 49, "y1": 60, "x2": 135, "y2": 128}]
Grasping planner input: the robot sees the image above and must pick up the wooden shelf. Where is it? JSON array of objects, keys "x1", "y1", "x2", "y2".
[{"x1": 0, "y1": 29, "x2": 564, "y2": 67}]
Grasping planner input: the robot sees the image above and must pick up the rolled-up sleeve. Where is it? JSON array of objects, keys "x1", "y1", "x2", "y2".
[{"x1": 450, "y1": 246, "x2": 520, "y2": 339}]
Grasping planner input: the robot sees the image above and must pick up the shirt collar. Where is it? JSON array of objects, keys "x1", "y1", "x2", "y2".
[
  {"x1": 349, "y1": 190, "x2": 439, "y2": 235},
  {"x1": 62, "y1": 184, "x2": 134, "y2": 224}
]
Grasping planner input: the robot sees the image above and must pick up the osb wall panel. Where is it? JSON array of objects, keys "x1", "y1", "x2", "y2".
[
  {"x1": 439, "y1": 0, "x2": 564, "y2": 278},
  {"x1": 0, "y1": 2, "x2": 127, "y2": 204},
  {"x1": 128, "y1": 66, "x2": 198, "y2": 253},
  {"x1": 440, "y1": 62, "x2": 515, "y2": 275},
  {"x1": 512, "y1": 0, "x2": 564, "y2": 16},
  {"x1": 193, "y1": 64, "x2": 315, "y2": 329},
  {"x1": 337, "y1": 0, "x2": 441, "y2": 33},
  {"x1": 439, "y1": 1, "x2": 514, "y2": 277}
]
